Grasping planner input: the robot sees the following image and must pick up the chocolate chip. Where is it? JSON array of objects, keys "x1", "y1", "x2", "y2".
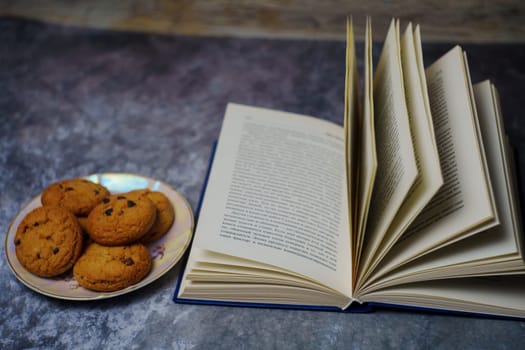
[
  {"x1": 127, "y1": 200, "x2": 136, "y2": 208},
  {"x1": 102, "y1": 197, "x2": 110, "y2": 203},
  {"x1": 122, "y1": 257, "x2": 134, "y2": 266},
  {"x1": 36, "y1": 253, "x2": 41, "y2": 259},
  {"x1": 117, "y1": 196, "x2": 126, "y2": 200},
  {"x1": 14, "y1": 239, "x2": 21, "y2": 245},
  {"x1": 33, "y1": 222, "x2": 39, "y2": 227},
  {"x1": 94, "y1": 189, "x2": 100, "y2": 195},
  {"x1": 104, "y1": 208, "x2": 113, "y2": 216},
  {"x1": 53, "y1": 247, "x2": 59, "y2": 254},
  {"x1": 65, "y1": 187, "x2": 74, "y2": 191}
]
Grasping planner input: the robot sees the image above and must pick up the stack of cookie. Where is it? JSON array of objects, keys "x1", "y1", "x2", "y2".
[{"x1": 14, "y1": 178, "x2": 175, "y2": 292}]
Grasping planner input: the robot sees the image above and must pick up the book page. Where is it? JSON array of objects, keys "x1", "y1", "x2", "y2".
[
  {"x1": 413, "y1": 26, "x2": 437, "y2": 141},
  {"x1": 179, "y1": 247, "x2": 352, "y2": 308},
  {"x1": 361, "y1": 275, "x2": 525, "y2": 318},
  {"x1": 490, "y1": 84, "x2": 524, "y2": 254},
  {"x1": 361, "y1": 23, "x2": 443, "y2": 280},
  {"x1": 368, "y1": 46, "x2": 497, "y2": 281},
  {"x1": 358, "y1": 19, "x2": 418, "y2": 280},
  {"x1": 354, "y1": 17, "x2": 377, "y2": 272},
  {"x1": 187, "y1": 250, "x2": 345, "y2": 293},
  {"x1": 359, "y1": 81, "x2": 524, "y2": 293},
  {"x1": 180, "y1": 281, "x2": 352, "y2": 308},
  {"x1": 187, "y1": 103, "x2": 352, "y2": 296},
  {"x1": 344, "y1": 18, "x2": 359, "y2": 269}
]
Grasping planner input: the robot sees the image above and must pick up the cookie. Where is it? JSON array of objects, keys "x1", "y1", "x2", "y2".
[
  {"x1": 73, "y1": 242, "x2": 152, "y2": 292},
  {"x1": 127, "y1": 189, "x2": 175, "y2": 244},
  {"x1": 87, "y1": 194, "x2": 157, "y2": 246},
  {"x1": 14, "y1": 206, "x2": 83, "y2": 277},
  {"x1": 41, "y1": 178, "x2": 110, "y2": 216}
]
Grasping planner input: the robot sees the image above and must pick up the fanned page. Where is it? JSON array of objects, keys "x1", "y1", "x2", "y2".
[
  {"x1": 357, "y1": 19, "x2": 418, "y2": 283},
  {"x1": 359, "y1": 81, "x2": 525, "y2": 295},
  {"x1": 488, "y1": 84, "x2": 524, "y2": 256},
  {"x1": 367, "y1": 46, "x2": 498, "y2": 282},
  {"x1": 374, "y1": 23, "x2": 443, "y2": 261},
  {"x1": 178, "y1": 103, "x2": 353, "y2": 308},
  {"x1": 413, "y1": 26, "x2": 436, "y2": 141},
  {"x1": 354, "y1": 17, "x2": 377, "y2": 276},
  {"x1": 344, "y1": 18, "x2": 359, "y2": 272},
  {"x1": 357, "y1": 23, "x2": 443, "y2": 287}
]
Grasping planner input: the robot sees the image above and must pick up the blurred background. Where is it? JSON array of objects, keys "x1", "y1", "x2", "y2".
[{"x1": 1, "y1": 0, "x2": 524, "y2": 42}]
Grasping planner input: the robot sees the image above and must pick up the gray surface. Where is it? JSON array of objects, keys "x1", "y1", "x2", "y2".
[{"x1": 1, "y1": 17, "x2": 525, "y2": 349}]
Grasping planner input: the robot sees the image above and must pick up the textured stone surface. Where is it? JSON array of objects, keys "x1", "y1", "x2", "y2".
[{"x1": 1, "y1": 17, "x2": 525, "y2": 349}]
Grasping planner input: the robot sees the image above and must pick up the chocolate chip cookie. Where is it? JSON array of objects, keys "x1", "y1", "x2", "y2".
[
  {"x1": 41, "y1": 178, "x2": 110, "y2": 216},
  {"x1": 14, "y1": 206, "x2": 83, "y2": 277},
  {"x1": 127, "y1": 189, "x2": 175, "y2": 244},
  {"x1": 87, "y1": 194, "x2": 157, "y2": 246},
  {"x1": 73, "y1": 242, "x2": 152, "y2": 292}
]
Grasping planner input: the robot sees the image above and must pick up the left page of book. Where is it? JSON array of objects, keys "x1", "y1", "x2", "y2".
[{"x1": 178, "y1": 103, "x2": 353, "y2": 307}]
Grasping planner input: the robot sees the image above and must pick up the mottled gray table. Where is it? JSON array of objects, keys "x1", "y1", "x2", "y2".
[{"x1": 1, "y1": 17, "x2": 525, "y2": 349}]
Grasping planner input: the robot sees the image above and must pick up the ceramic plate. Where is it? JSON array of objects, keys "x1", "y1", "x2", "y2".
[{"x1": 5, "y1": 173, "x2": 194, "y2": 300}]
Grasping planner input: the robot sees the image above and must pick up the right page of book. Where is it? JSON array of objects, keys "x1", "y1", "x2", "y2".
[
  {"x1": 359, "y1": 23, "x2": 444, "y2": 282},
  {"x1": 358, "y1": 81, "x2": 524, "y2": 295},
  {"x1": 361, "y1": 275, "x2": 525, "y2": 318},
  {"x1": 367, "y1": 46, "x2": 498, "y2": 282},
  {"x1": 345, "y1": 17, "x2": 360, "y2": 272},
  {"x1": 353, "y1": 16, "x2": 377, "y2": 276},
  {"x1": 357, "y1": 19, "x2": 418, "y2": 282}
]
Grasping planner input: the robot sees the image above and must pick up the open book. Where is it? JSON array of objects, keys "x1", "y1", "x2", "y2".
[{"x1": 175, "y1": 18, "x2": 525, "y2": 319}]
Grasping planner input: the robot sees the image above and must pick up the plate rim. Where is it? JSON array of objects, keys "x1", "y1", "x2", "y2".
[{"x1": 4, "y1": 172, "x2": 195, "y2": 301}]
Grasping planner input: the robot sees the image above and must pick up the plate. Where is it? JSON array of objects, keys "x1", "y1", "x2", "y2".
[{"x1": 4, "y1": 173, "x2": 194, "y2": 300}]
